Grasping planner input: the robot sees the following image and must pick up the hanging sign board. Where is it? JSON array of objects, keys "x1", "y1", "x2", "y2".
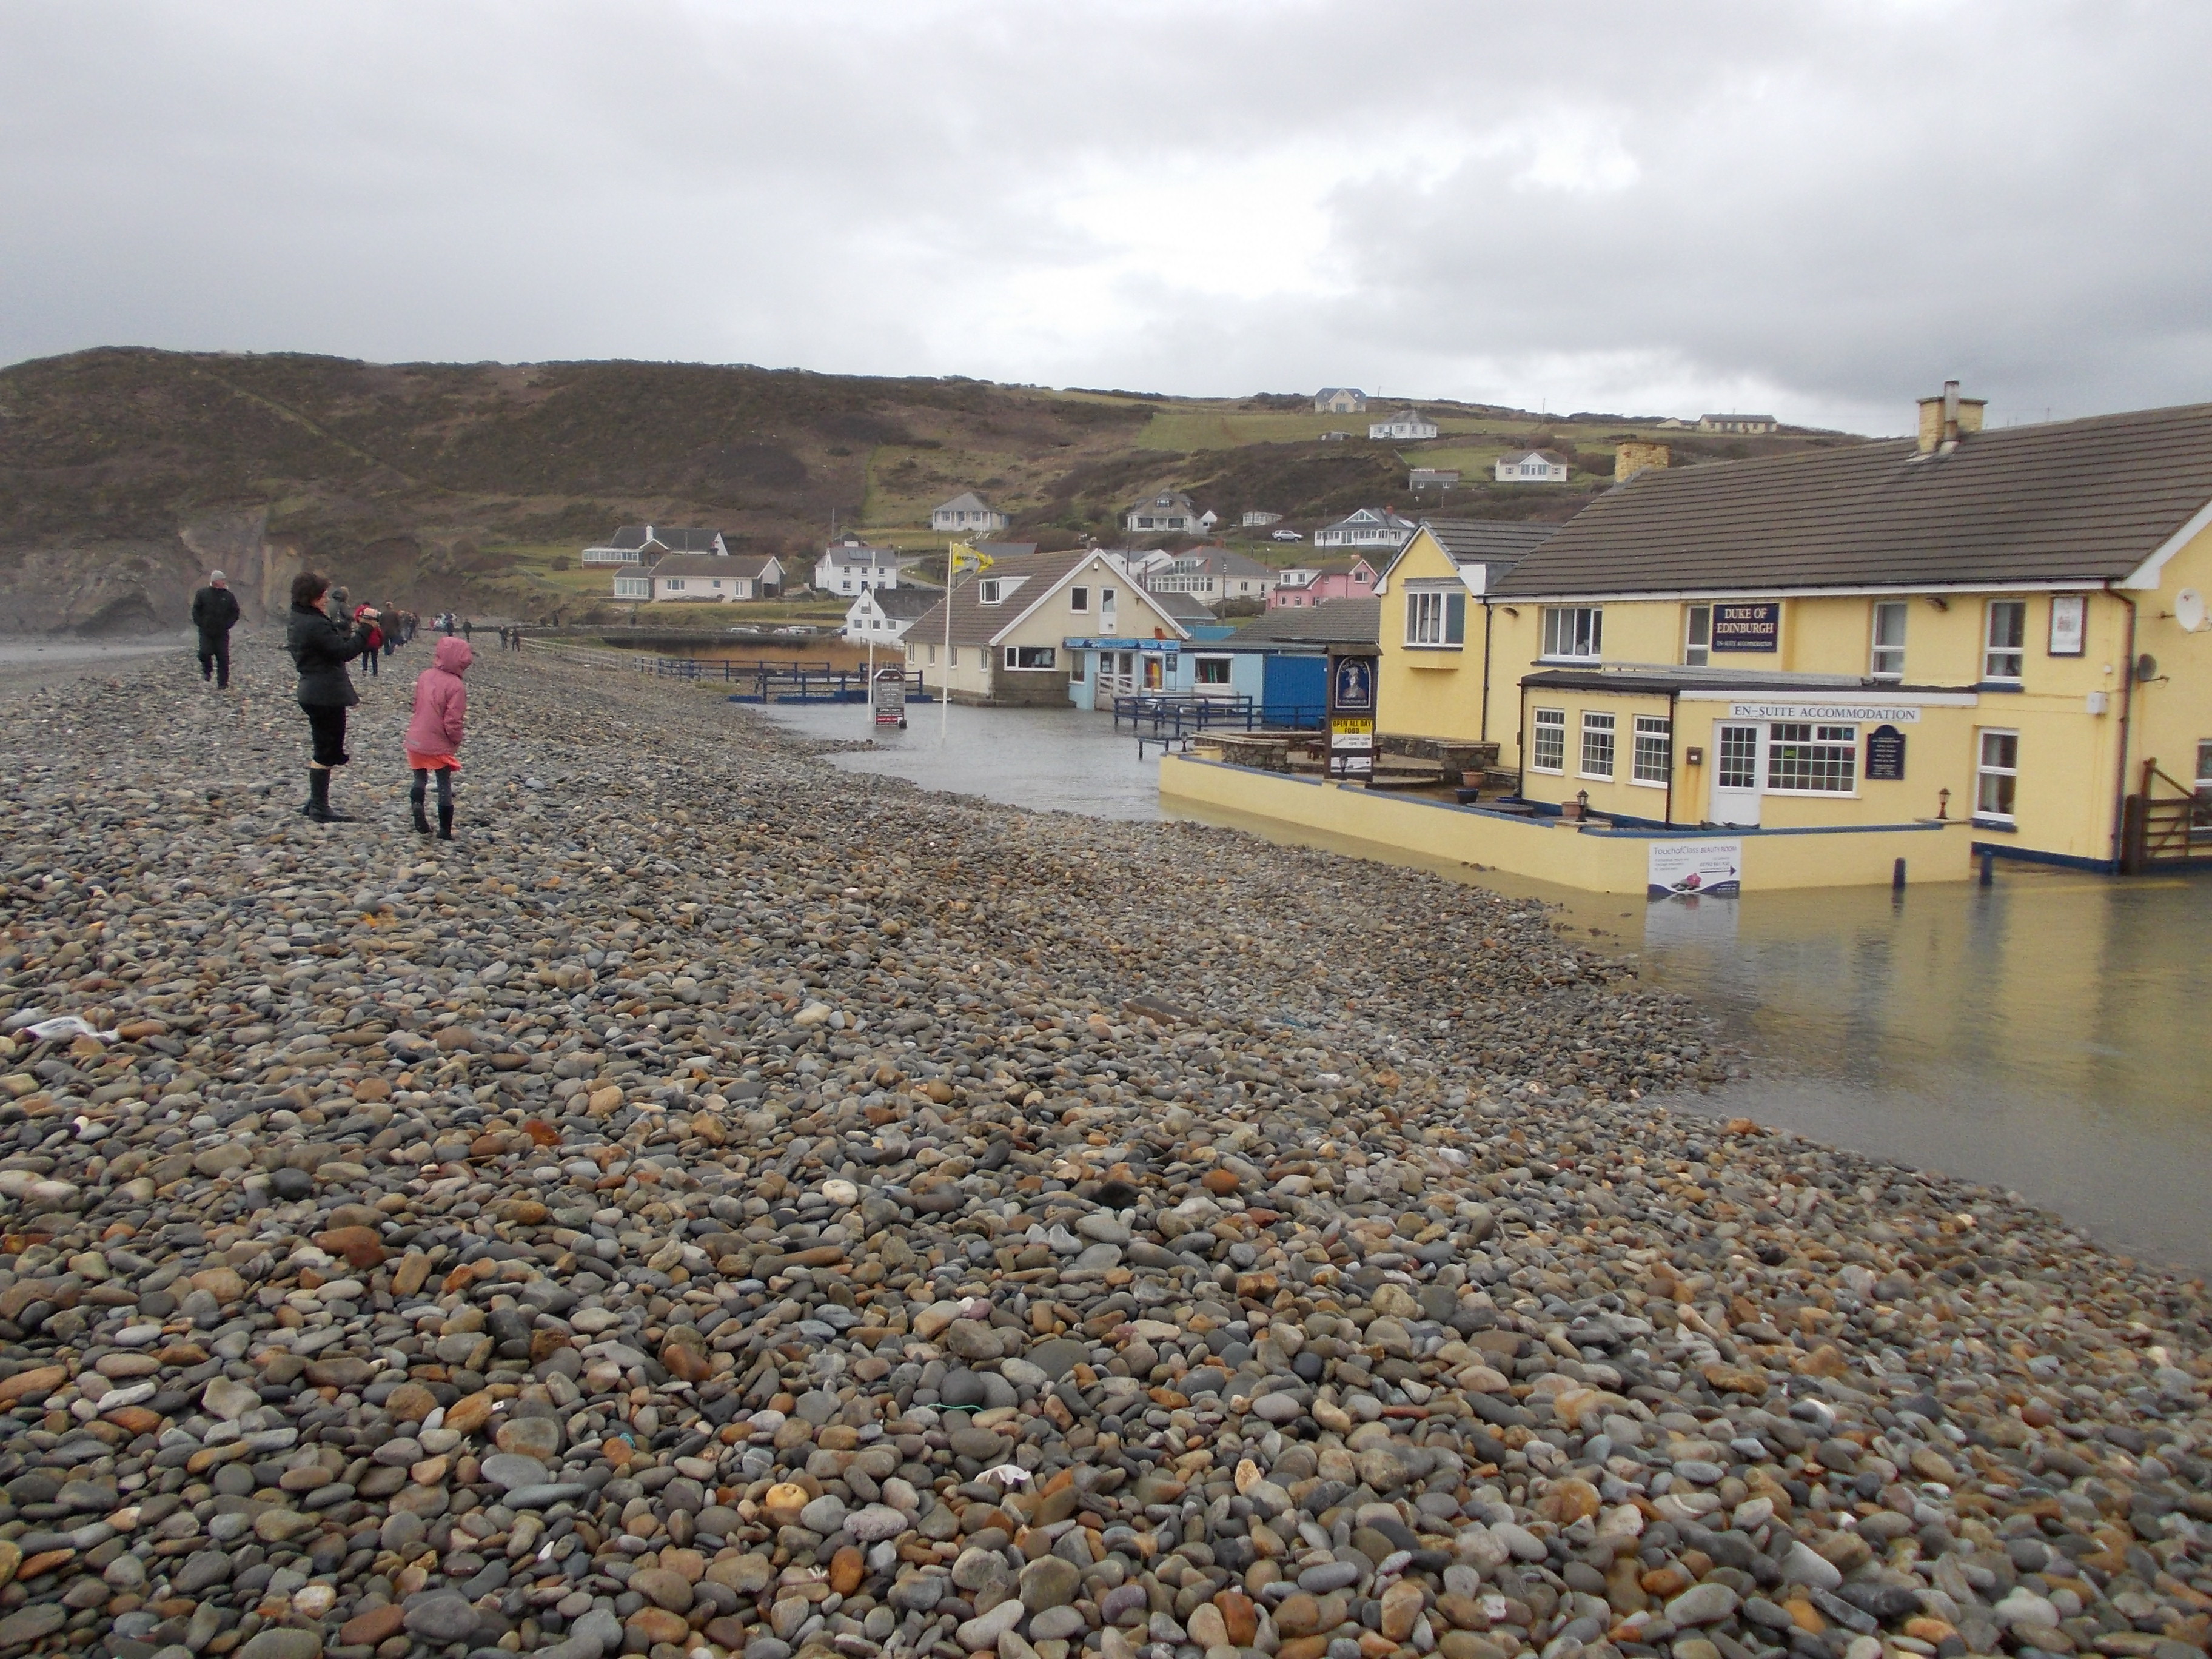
[
  {"x1": 1711, "y1": 602, "x2": 1780, "y2": 652},
  {"x1": 1647, "y1": 839, "x2": 1743, "y2": 900},
  {"x1": 1327, "y1": 652, "x2": 1378, "y2": 780},
  {"x1": 872, "y1": 668, "x2": 907, "y2": 728},
  {"x1": 2049, "y1": 594, "x2": 2086, "y2": 657},
  {"x1": 1865, "y1": 723, "x2": 1906, "y2": 780}
]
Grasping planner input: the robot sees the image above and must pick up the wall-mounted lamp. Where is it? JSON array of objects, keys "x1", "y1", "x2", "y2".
[
  {"x1": 1684, "y1": 746, "x2": 1705, "y2": 766},
  {"x1": 1937, "y1": 787, "x2": 1951, "y2": 820},
  {"x1": 1501, "y1": 607, "x2": 1520, "y2": 618},
  {"x1": 1926, "y1": 596, "x2": 1950, "y2": 612}
]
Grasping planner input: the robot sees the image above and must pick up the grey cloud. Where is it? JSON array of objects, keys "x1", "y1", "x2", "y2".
[{"x1": 3, "y1": 1, "x2": 2207, "y2": 433}]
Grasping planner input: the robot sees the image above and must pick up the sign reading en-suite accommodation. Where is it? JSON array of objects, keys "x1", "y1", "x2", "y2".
[{"x1": 1711, "y1": 602, "x2": 1780, "y2": 652}]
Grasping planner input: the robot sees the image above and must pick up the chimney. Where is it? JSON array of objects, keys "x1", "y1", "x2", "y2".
[
  {"x1": 1915, "y1": 381, "x2": 1989, "y2": 454},
  {"x1": 1615, "y1": 441, "x2": 1669, "y2": 483}
]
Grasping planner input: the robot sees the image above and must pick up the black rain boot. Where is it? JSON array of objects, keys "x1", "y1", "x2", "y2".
[
  {"x1": 437, "y1": 801, "x2": 454, "y2": 841},
  {"x1": 306, "y1": 769, "x2": 352, "y2": 823},
  {"x1": 299, "y1": 768, "x2": 318, "y2": 816},
  {"x1": 411, "y1": 773, "x2": 432, "y2": 835}
]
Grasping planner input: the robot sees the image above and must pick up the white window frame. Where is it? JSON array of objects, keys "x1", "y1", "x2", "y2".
[
  {"x1": 1542, "y1": 606, "x2": 1603, "y2": 662},
  {"x1": 1984, "y1": 600, "x2": 2026, "y2": 683},
  {"x1": 1005, "y1": 645, "x2": 1057, "y2": 671},
  {"x1": 1683, "y1": 605, "x2": 1711, "y2": 668},
  {"x1": 1631, "y1": 716, "x2": 1672, "y2": 787},
  {"x1": 1976, "y1": 728, "x2": 2019, "y2": 823},
  {"x1": 1407, "y1": 590, "x2": 1446, "y2": 646},
  {"x1": 1070, "y1": 586, "x2": 1090, "y2": 614},
  {"x1": 1193, "y1": 655, "x2": 1232, "y2": 686},
  {"x1": 1765, "y1": 722, "x2": 1859, "y2": 796},
  {"x1": 1530, "y1": 708, "x2": 1566, "y2": 774},
  {"x1": 1579, "y1": 712, "x2": 1616, "y2": 781},
  {"x1": 979, "y1": 580, "x2": 1002, "y2": 605},
  {"x1": 1871, "y1": 600, "x2": 1907, "y2": 681}
]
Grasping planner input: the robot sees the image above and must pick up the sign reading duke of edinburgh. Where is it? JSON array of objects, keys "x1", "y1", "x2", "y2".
[
  {"x1": 1711, "y1": 602, "x2": 1780, "y2": 652},
  {"x1": 1865, "y1": 723, "x2": 1906, "y2": 780}
]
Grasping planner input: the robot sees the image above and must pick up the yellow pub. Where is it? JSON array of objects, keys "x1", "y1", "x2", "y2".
[{"x1": 1362, "y1": 386, "x2": 2212, "y2": 876}]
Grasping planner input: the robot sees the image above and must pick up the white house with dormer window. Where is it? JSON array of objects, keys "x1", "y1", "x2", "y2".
[
  {"x1": 931, "y1": 492, "x2": 1010, "y2": 533},
  {"x1": 1315, "y1": 508, "x2": 1419, "y2": 551},
  {"x1": 819, "y1": 535, "x2": 903, "y2": 595},
  {"x1": 1124, "y1": 491, "x2": 1205, "y2": 535}
]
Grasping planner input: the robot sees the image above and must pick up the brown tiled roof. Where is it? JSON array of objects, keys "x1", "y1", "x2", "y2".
[
  {"x1": 1490, "y1": 403, "x2": 2212, "y2": 597},
  {"x1": 1228, "y1": 597, "x2": 1379, "y2": 647},
  {"x1": 907, "y1": 551, "x2": 1180, "y2": 647},
  {"x1": 649, "y1": 554, "x2": 745, "y2": 579},
  {"x1": 1421, "y1": 518, "x2": 1563, "y2": 566}
]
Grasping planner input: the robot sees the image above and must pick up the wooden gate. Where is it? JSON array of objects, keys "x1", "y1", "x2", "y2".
[{"x1": 2120, "y1": 759, "x2": 2212, "y2": 872}]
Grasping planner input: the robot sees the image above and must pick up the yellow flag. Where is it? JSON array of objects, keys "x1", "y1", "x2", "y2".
[{"x1": 948, "y1": 542, "x2": 995, "y2": 575}]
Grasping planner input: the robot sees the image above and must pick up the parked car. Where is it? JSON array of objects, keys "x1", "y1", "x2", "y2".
[
  {"x1": 1271, "y1": 528, "x2": 1304, "y2": 542},
  {"x1": 773, "y1": 625, "x2": 813, "y2": 635}
]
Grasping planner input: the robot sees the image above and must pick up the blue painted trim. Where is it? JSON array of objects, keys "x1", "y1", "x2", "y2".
[
  {"x1": 1575, "y1": 819, "x2": 1951, "y2": 840},
  {"x1": 1972, "y1": 681, "x2": 2024, "y2": 693},
  {"x1": 1971, "y1": 840, "x2": 2119, "y2": 875},
  {"x1": 1968, "y1": 816, "x2": 2017, "y2": 833}
]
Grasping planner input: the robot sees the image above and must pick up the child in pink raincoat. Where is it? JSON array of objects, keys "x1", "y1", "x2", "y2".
[{"x1": 405, "y1": 635, "x2": 472, "y2": 839}]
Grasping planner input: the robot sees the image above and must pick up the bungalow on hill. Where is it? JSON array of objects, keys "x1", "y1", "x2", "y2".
[
  {"x1": 844, "y1": 584, "x2": 940, "y2": 643},
  {"x1": 1314, "y1": 388, "x2": 1367, "y2": 414},
  {"x1": 1144, "y1": 547, "x2": 1278, "y2": 605},
  {"x1": 1172, "y1": 385, "x2": 2212, "y2": 888},
  {"x1": 1369, "y1": 407, "x2": 1439, "y2": 441},
  {"x1": 1698, "y1": 414, "x2": 1778, "y2": 435},
  {"x1": 1241, "y1": 510, "x2": 1284, "y2": 529},
  {"x1": 904, "y1": 549, "x2": 1188, "y2": 705},
  {"x1": 1495, "y1": 450, "x2": 1570, "y2": 484},
  {"x1": 1409, "y1": 468, "x2": 1461, "y2": 492},
  {"x1": 1124, "y1": 492, "x2": 1206, "y2": 536},
  {"x1": 819, "y1": 535, "x2": 903, "y2": 595},
  {"x1": 1269, "y1": 556, "x2": 1380, "y2": 609},
  {"x1": 931, "y1": 492, "x2": 1009, "y2": 533},
  {"x1": 1315, "y1": 508, "x2": 1419, "y2": 551},
  {"x1": 581, "y1": 525, "x2": 728, "y2": 566},
  {"x1": 624, "y1": 553, "x2": 784, "y2": 603}
]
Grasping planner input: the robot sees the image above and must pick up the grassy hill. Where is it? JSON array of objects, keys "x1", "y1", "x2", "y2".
[{"x1": 0, "y1": 348, "x2": 1858, "y2": 631}]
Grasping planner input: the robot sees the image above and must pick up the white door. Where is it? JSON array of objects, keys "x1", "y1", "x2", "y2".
[{"x1": 1710, "y1": 723, "x2": 1764, "y2": 826}]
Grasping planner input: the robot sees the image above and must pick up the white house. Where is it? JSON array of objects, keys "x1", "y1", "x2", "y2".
[
  {"x1": 1241, "y1": 510, "x2": 1283, "y2": 529},
  {"x1": 1314, "y1": 507, "x2": 1419, "y2": 551},
  {"x1": 1697, "y1": 413, "x2": 1778, "y2": 435},
  {"x1": 615, "y1": 553, "x2": 785, "y2": 603},
  {"x1": 1124, "y1": 491, "x2": 1204, "y2": 535},
  {"x1": 819, "y1": 535, "x2": 902, "y2": 595},
  {"x1": 581, "y1": 525, "x2": 728, "y2": 566},
  {"x1": 844, "y1": 585, "x2": 940, "y2": 643},
  {"x1": 1314, "y1": 388, "x2": 1368, "y2": 414},
  {"x1": 1493, "y1": 449, "x2": 1570, "y2": 483},
  {"x1": 1124, "y1": 548, "x2": 1179, "y2": 579},
  {"x1": 1409, "y1": 468, "x2": 1461, "y2": 491},
  {"x1": 1141, "y1": 547, "x2": 1278, "y2": 605},
  {"x1": 1367, "y1": 408, "x2": 1439, "y2": 441},
  {"x1": 931, "y1": 492, "x2": 1009, "y2": 533}
]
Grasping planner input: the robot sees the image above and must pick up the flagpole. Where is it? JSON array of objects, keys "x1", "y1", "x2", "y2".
[{"x1": 940, "y1": 548, "x2": 955, "y2": 746}]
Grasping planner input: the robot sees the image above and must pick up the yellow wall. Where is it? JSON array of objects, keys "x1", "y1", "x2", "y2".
[
  {"x1": 1376, "y1": 528, "x2": 1493, "y2": 746},
  {"x1": 1159, "y1": 756, "x2": 1973, "y2": 893}
]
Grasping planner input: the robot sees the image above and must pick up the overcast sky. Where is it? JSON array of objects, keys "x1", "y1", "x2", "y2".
[{"x1": 4, "y1": 1, "x2": 2208, "y2": 434}]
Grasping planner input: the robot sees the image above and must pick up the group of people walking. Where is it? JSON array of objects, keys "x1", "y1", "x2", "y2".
[{"x1": 187, "y1": 569, "x2": 477, "y2": 835}]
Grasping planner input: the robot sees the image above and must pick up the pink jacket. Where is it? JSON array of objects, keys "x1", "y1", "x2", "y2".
[{"x1": 405, "y1": 637, "x2": 472, "y2": 757}]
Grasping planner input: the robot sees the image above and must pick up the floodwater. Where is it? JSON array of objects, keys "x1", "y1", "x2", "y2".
[
  {"x1": 757, "y1": 698, "x2": 1168, "y2": 821},
  {"x1": 757, "y1": 700, "x2": 2212, "y2": 1274}
]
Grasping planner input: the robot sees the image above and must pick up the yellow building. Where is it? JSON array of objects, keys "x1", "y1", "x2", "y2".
[{"x1": 1367, "y1": 386, "x2": 2212, "y2": 874}]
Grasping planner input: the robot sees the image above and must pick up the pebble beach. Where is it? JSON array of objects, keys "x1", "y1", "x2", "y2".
[{"x1": 0, "y1": 645, "x2": 2202, "y2": 1659}]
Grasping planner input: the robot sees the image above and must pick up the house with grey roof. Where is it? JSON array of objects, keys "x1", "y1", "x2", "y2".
[
  {"x1": 581, "y1": 525, "x2": 729, "y2": 565},
  {"x1": 931, "y1": 492, "x2": 1010, "y2": 533}
]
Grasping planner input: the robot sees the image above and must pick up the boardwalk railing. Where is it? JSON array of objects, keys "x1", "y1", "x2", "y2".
[
  {"x1": 521, "y1": 641, "x2": 931, "y2": 703},
  {"x1": 1110, "y1": 693, "x2": 1324, "y2": 737}
]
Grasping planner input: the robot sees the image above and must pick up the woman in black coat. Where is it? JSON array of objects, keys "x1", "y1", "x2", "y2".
[{"x1": 286, "y1": 570, "x2": 380, "y2": 823}]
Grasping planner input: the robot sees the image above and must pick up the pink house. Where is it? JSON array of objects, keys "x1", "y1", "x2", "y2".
[{"x1": 1268, "y1": 555, "x2": 1379, "y2": 609}]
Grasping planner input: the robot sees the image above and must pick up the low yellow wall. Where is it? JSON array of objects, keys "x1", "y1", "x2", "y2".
[{"x1": 1159, "y1": 756, "x2": 1976, "y2": 893}]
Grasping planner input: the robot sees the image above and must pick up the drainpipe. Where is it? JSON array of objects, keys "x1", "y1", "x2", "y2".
[
  {"x1": 2110, "y1": 587, "x2": 2138, "y2": 868},
  {"x1": 1480, "y1": 599, "x2": 1494, "y2": 743},
  {"x1": 1664, "y1": 688, "x2": 1678, "y2": 825}
]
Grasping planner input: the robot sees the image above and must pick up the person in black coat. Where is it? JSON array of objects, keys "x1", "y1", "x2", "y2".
[
  {"x1": 189, "y1": 571, "x2": 241, "y2": 688},
  {"x1": 286, "y1": 570, "x2": 379, "y2": 823}
]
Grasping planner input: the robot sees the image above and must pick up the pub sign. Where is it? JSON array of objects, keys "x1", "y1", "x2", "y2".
[{"x1": 1327, "y1": 651, "x2": 1378, "y2": 780}]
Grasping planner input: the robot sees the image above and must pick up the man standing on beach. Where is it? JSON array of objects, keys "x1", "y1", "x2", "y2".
[{"x1": 189, "y1": 570, "x2": 240, "y2": 689}]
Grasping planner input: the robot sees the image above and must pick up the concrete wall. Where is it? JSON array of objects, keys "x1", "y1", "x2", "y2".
[{"x1": 1160, "y1": 755, "x2": 1974, "y2": 893}]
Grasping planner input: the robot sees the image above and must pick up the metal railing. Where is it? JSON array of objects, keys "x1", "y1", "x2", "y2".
[{"x1": 1110, "y1": 693, "x2": 1324, "y2": 737}]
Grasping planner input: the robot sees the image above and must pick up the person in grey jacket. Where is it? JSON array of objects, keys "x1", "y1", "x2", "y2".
[
  {"x1": 189, "y1": 571, "x2": 241, "y2": 688},
  {"x1": 285, "y1": 570, "x2": 379, "y2": 823}
]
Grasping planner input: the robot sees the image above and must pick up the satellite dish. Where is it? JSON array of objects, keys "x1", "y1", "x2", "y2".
[
  {"x1": 2136, "y1": 653, "x2": 2160, "y2": 683},
  {"x1": 2178, "y1": 588, "x2": 2208, "y2": 632}
]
